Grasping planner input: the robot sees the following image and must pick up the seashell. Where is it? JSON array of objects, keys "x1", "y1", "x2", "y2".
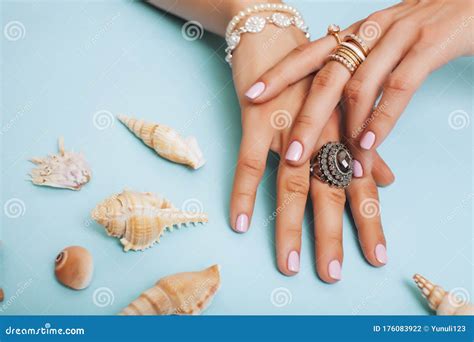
[
  {"x1": 118, "y1": 115, "x2": 205, "y2": 169},
  {"x1": 121, "y1": 264, "x2": 220, "y2": 315},
  {"x1": 0, "y1": 288, "x2": 4, "y2": 302},
  {"x1": 55, "y1": 246, "x2": 94, "y2": 290},
  {"x1": 29, "y1": 137, "x2": 91, "y2": 190},
  {"x1": 413, "y1": 274, "x2": 474, "y2": 315},
  {"x1": 91, "y1": 190, "x2": 208, "y2": 251}
]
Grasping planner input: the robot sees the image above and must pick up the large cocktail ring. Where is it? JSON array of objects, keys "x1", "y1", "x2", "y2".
[{"x1": 310, "y1": 142, "x2": 353, "y2": 188}]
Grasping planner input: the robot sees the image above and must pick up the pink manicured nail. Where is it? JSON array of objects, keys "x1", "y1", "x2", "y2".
[
  {"x1": 285, "y1": 141, "x2": 303, "y2": 162},
  {"x1": 328, "y1": 260, "x2": 342, "y2": 280},
  {"x1": 375, "y1": 244, "x2": 387, "y2": 264},
  {"x1": 353, "y1": 160, "x2": 363, "y2": 178},
  {"x1": 245, "y1": 81, "x2": 265, "y2": 99},
  {"x1": 235, "y1": 214, "x2": 249, "y2": 233},
  {"x1": 360, "y1": 131, "x2": 376, "y2": 150},
  {"x1": 287, "y1": 250, "x2": 300, "y2": 272}
]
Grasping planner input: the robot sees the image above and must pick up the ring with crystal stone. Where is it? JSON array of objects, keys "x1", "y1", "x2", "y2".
[{"x1": 310, "y1": 142, "x2": 353, "y2": 188}]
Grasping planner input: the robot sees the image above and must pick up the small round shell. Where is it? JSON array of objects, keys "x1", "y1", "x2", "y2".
[{"x1": 54, "y1": 246, "x2": 94, "y2": 290}]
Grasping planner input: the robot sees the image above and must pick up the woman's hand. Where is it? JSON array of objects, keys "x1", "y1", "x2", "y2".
[
  {"x1": 230, "y1": 20, "x2": 394, "y2": 280},
  {"x1": 245, "y1": 0, "x2": 473, "y2": 172}
]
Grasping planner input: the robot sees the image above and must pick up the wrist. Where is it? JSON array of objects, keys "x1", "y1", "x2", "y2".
[{"x1": 224, "y1": 0, "x2": 283, "y2": 28}]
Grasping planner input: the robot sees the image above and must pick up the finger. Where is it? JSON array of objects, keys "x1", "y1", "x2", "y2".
[
  {"x1": 346, "y1": 177, "x2": 387, "y2": 267},
  {"x1": 372, "y1": 151, "x2": 395, "y2": 187},
  {"x1": 243, "y1": 22, "x2": 361, "y2": 102},
  {"x1": 358, "y1": 44, "x2": 434, "y2": 151},
  {"x1": 310, "y1": 112, "x2": 346, "y2": 283},
  {"x1": 275, "y1": 160, "x2": 310, "y2": 276},
  {"x1": 230, "y1": 113, "x2": 272, "y2": 233}
]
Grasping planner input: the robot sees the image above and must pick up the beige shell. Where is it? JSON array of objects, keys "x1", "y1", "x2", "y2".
[
  {"x1": 121, "y1": 264, "x2": 220, "y2": 315},
  {"x1": 118, "y1": 115, "x2": 205, "y2": 169},
  {"x1": 91, "y1": 190, "x2": 208, "y2": 251},
  {"x1": 413, "y1": 274, "x2": 474, "y2": 315},
  {"x1": 55, "y1": 246, "x2": 94, "y2": 290},
  {"x1": 29, "y1": 137, "x2": 91, "y2": 190}
]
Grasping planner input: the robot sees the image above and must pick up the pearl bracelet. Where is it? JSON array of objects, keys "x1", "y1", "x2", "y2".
[{"x1": 224, "y1": 3, "x2": 309, "y2": 66}]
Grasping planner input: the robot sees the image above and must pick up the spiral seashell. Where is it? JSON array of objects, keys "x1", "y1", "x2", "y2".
[
  {"x1": 413, "y1": 274, "x2": 474, "y2": 315},
  {"x1": 121, "y1": 265, "x2": 220, "y2": 315},
  {"x1": 29, "y1": 137, "x2": 91, "y2": 190},
  {"x1": 118, "y1": 115, "x2": 205, "y2": 169},
  {"x1": 91, "y1": 190, "x2": 208, "y2": 252},
  {"x1": 55, "y1": 246, "x2": 94, "y2": 290}
]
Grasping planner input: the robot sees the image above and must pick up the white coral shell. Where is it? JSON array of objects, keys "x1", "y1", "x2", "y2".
[
  {"x1": 29, "y1": 137, "x2": 91, "y2": 191},
  {"x1": 120, "y1": 265, "x2": 221, "y2": 315},
  {"x1": 91, "y1": 190, "x2": 208, "y2": 251},
  {"x1": 118, "y1": 115, "x2": 205, "y2": 169}
]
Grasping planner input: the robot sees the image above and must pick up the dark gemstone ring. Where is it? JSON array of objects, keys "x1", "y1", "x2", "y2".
[{"x1": 310, "y1": 142, "x2": 353, "y2": 188}]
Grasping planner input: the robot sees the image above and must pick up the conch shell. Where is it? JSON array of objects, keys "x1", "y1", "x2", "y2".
[
  {"x1": 29, "y1": 137, "x2": 91, "y2": 190},
  {"x1": 118, "y1": 115, "x2": 205, "y2": 169},
  {"x1": 121, "y1": 264, "x2": 220, "y2": 315},
  {"x1": 413, "y1": 274, "x2": 474, "y2": 315},
  {"x1": 91, "y1": 190, "x2": 208, "y2": 251},
  {"x1": 54, "y1": 246, "x2": 94, "y2": 290}
]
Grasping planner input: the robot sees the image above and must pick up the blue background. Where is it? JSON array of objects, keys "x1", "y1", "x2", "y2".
[{"x1": 1, "y1": 0, "x2": 472, "y2": 315}]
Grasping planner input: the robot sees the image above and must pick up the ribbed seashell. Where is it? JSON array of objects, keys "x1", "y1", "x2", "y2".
[
  {"x1": 121, "y1": 264, "x2": 220, "y2": 315},
  {"x1": 29, "y1": 137, "x2": 91, "y2": 190},
  {"x1": 118, "y1": 115, "x2": 205, "y2": 169},
  {"x1": 413, "y1": 274, "x2": 474, "y2": 315},
  {"x1": 91, "y1": 190, "x2": 208, "y2": 251}
]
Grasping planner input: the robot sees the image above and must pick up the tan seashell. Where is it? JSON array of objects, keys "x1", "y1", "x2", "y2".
[
  {"x1": 55, "y1": 246, "x2": 94, "y2": 290},
  {"x1": 91, "y1": 190, "x2": 208, "y2": 252},
  {"x1": 413, "y1": 274, "x2": 474, "y2": 315},
  {"x1": 121, "y1": 264, "x2": 220, "y2": 315},
  {"x1": 29, "y1": 137, "x2": 91, "y2": 190},
  {"x1": 0, "y1": 288, "x2": 4, "y2": 302},
  {"x1": 118, "y1": 115, "x2": 205, "y2": 169}
]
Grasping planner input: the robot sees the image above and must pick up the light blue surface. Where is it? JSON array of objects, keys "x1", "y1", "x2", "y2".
[{"x1": 1, "y1": 0, "x2": 472, "y2": 315}]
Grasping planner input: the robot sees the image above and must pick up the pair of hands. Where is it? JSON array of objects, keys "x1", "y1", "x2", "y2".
[{"x1": 228, "y1": 0, "x2": 473, "y2": 282}]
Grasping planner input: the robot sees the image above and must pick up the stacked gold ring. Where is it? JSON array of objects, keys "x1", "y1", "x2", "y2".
[{"x1": 326, "y1": 25, "x2": 370, "y2": 75}]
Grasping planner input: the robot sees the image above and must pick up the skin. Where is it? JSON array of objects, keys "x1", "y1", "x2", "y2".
[
  {"x1": 248, "y1": 0, "x2": 474, "y2": 175},
  {"x1": 149, "y1": 0, "x2": 396, "y2": 282}
]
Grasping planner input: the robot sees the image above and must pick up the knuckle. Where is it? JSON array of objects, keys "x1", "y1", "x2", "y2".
[
  {"x1": 365, "y1": 11, "x2": 389, "y2": 25},
  {"x1": 295, "y1": 113, "x2": 315, "y2": 129},
  {"x1": 418, "y1": 25, "x2": 436, "y2": 43},
  {"x1": 283, "y1": 175, "x2": 310, "y2": 196},
  {"x1": 326, "y1": 188, "x2": 346, "y2": 206},
  {"x1": 239, "y1": 157, "x2": 265, "y2": 178},
  {"x1": 312, "y1": 67, "x2": 337, "y2": 89},
  {"x1": 344, "y1": 78, "x2": 366, "y2": 105},
  {"x1": 234, "y1": 190, "x2": 255, "y2": 200},
  {"x1": 384, "y1": 75, "x2": 413, "y2": 94}
]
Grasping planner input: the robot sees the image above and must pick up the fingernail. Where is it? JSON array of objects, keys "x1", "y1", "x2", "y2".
[
  {"x1": 360, "y1": 131, "x2": 376, "y2": 150},
  {"x1": 328, "y1": 260, "x2": 342, "y2": 280},
  {"x1": 353, "y1": 159, "x2": 363, "y2": 178},
  {"x1": 287, "y1": 250, "x2": 300, "y2": 273},
  {"x1": 245, "y1": 81, "x2": 265, "y2": 99},
  {"x1": 235, "y1": 214, "x2": 249, "y2": 233},
  {"x1": 285, "y1": 141, "x2": 303, "y2": 162},
  {"x1": 375, "y1": 244, "x2": 387, "y2": 264}
]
